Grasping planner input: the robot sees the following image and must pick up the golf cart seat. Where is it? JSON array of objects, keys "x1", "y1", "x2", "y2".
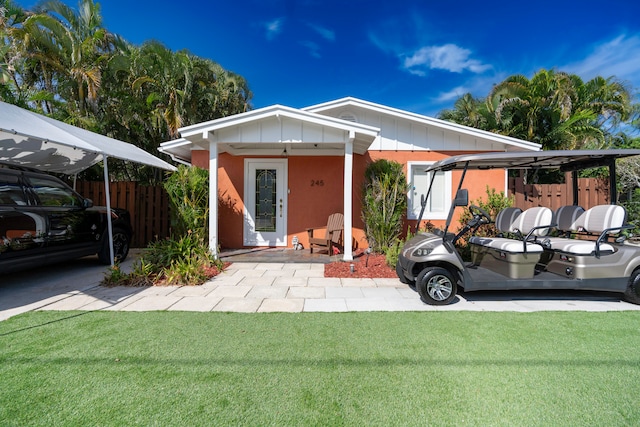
[
  {"x1": 470, "y1": 207, "x2": 553, "y2": 279},
  {"x1": 469, "y1": 207, "x2": 521, "y2": 246},
  {"x1": 471, "y1": 207, "x2": 553, "y2": 254},
  {"x1": 546, "y1": 205, "x2": 626, "y2": 257},
  {"x1": 541, "y1": 205, "x2": 585, "y2": 247}
]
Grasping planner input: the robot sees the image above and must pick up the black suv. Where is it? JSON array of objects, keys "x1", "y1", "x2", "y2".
[{"x1": 0, "y1": 165, "x2": 132, "y2": 274}]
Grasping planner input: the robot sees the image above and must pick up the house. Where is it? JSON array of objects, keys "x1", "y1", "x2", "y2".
[{"x1": 159, "y1": 97, "x2": 541, "y2": 261}]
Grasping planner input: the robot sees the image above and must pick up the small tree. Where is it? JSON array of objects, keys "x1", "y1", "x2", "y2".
[
  {"x1": 164, "y1": 165, "x2": 209, "y2": 240},
  {"x1": 361, "y1": 159, "x2": 408, "y2": 253}
]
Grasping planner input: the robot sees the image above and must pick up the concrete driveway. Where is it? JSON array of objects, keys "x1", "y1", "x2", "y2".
[{"x1": 2, "y1": 250, "x2": 639, "y2": 321}]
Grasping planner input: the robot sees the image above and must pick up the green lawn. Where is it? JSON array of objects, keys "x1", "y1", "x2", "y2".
[{"x1": 1, "y1": 311, "x2": 639, "y2": 426}]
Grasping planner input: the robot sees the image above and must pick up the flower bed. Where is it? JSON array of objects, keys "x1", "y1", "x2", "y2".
[{"x1": 324, "y1": 251, "x2": 397, "y2": 278}]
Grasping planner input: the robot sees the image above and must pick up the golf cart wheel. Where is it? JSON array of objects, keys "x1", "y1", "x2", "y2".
[
  {"x1": 624, "y1": 269, "x2": 640, "y2": 305},
  {"x1": 98, "y1": 228, "x2": 131, "y2": 264},
  {"x1": 416, "y1": 267, "x2": 457, "y2": 305}
]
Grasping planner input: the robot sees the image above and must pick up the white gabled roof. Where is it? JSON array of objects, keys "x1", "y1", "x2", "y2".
[
  {"x1": 303, "y1": 97, "x2": 541, "y2": 152},
  {"x1": 160, "y1": 97, "x2": 542, "y2": 163},
  {"x1": 179, "y1": 103, "x2": 379, "y2": 139},
  {"x1": 161, "y1": 104, "x2": 380, "y2": 162}
]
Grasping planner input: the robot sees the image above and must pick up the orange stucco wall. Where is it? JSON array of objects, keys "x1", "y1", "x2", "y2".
[{"x1": 191, "y1": 150, "x2": 506, "y2": 250}]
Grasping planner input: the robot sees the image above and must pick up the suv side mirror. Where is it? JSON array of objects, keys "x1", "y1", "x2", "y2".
[
  {"x1": 454, "y1": 189, "x2": 468, "y2": 207},
  {"x1": 83, "y1": 198, "x2": 93, "y2": 208}
]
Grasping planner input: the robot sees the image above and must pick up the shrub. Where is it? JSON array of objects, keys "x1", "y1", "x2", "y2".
[
  {"x1": 103, "y1": 235, "x2": 224, "y2": 287},
  {"x1": 621, "y1": 188, "x2": 640, "y2": 238},
  {"x1": 164, "y1": 165, "x2": 209, "y2": 240},
  {"x1": 103, "y1": 165, "x2": 225, "y2": 287},
  {"x1": 361, "y1": 160, "x2": 409, "y2": 254}
]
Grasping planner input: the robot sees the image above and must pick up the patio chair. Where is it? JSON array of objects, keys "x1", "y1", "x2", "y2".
[{"x1": 307, "y1": 213, "x2": 344, "y2": 254}]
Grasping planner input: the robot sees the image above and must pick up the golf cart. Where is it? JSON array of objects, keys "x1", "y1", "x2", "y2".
[{"x1": 396, "y1": 149, "x2": 640, "y2": 305}]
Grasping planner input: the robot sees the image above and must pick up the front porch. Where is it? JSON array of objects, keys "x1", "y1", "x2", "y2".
[
  {"x1": 219, "y1": 247, "x2": 341, "y2": 264},
  {"x1": 159, "y1": 104, "x2": 379, "y2": 261}
]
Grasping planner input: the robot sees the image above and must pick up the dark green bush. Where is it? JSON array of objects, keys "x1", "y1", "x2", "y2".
[{"x1": 361, "y1": 160, "x2": 408, "y2": 254}]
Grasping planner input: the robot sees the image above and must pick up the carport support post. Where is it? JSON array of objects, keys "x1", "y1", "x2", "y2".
[
  {"x1": 102, "y1": 155, "x2": 115, "y2": 267},
  {"x1": 207, "y1": 132, "x2": 219, "y2": 258},
  {"x1": 342, "y1": 134, "x2": 354, "y2": 261}
]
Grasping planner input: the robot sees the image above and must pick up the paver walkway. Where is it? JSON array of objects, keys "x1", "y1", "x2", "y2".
[{"x1": 2, "y1": 253, "x2": 640, "y2": 322}]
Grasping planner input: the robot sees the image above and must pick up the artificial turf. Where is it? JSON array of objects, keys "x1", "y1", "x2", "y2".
[{"x1": 1, "y1": 311, "x2": 639, "y2": 426}]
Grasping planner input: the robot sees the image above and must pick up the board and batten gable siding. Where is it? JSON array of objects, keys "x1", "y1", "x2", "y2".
[
  {"x1": 209, "y1": 115, "x2": 346, "y2": 144},
  {"x1": 307, "y1": 102, "x2": 528, "y2": 152}
]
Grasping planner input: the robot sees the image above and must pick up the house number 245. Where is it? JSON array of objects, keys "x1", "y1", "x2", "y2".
[{"x1": 311, "y1": 180, "x2": 325, "y2": 187}]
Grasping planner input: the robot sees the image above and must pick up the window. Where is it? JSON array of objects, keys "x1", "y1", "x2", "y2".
[
  {"x1": 407, "y1": 162, "x2": 451, "y2": 220},
  {"x1": 0, "y1": 173, "x2": 26, "y2": 205},
  {"x1": 28, "y1": 176, "x2": 81, "y2": 207}
]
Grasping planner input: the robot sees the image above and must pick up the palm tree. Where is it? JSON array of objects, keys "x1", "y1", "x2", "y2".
[
  {"x1": 0, "y1": 0, "x2": 34, "y2": 106},
  {"x1": 18, "y1": 0, "x2": 117, "y2": 118},
  {"x1": 439, "y1": 69, "x2": 633, "y2": 151}
]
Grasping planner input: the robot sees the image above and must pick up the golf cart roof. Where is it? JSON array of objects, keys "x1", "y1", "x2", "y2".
[{"x1": 425, "y1": 149, "x2": 640, "y2": 173}]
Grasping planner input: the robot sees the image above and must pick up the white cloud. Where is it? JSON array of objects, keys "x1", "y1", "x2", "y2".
[
  {"x1": 307, "y1": 23, "x2": 335, "y2": 42},
  {"x1": 403, "y1": 44, "x2": 492, "y2": 75},
  {"x1": 265, "y1": 18, "x2": 285, "y2": 40},
  {"x1": 299, "y1": 40, "x2": 321, "y2": 58},
  {"x1": 435, "y1": 86, "x2": 471, "y2": 103},
  {"x1": 563, "y1": 35, "x2": 640, "y2": 85}
]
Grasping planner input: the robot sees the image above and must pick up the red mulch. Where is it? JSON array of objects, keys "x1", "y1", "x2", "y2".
[{"x1": 324, "y1": 251, "x2": 397, "y2": 278}]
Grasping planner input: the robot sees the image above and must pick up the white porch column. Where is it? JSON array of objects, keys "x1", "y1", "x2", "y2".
[
  {"x1": 342, "y1": 133, "x2": 354, "y2": 261},
  {"x1": 206, "y1": 132, "x2": 219, "y2": 258}
]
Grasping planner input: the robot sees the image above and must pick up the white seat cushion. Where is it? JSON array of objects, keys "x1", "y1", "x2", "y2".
[
  {"x1": 550, "y1": 240, "x2": 614, "y2": 255},
  {"x1": 546, "y1": 205, "x2": 625, "y2": 254},
  {"x1": 470, "y1": 237, "x2": 544, "y2": 253}
]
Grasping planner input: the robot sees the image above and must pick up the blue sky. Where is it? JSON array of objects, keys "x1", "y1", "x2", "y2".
[{"x1": 16, "y1": 0, "x2": 640, "y2": 117}]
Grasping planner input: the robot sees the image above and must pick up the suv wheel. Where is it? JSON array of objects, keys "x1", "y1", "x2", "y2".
[{"x1": 98, "y1": 227, "x2": 131, "y2": 264}]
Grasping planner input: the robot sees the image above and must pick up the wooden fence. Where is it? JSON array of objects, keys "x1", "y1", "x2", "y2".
[
  {"x1": 76, "y1": 181, "x2": 171, "y2": 248},
  {"x1": 73, "y1": 176, "x2": 611, "y2": 248},
  {"x1": 508, "y1": 174, "x2": 610, "y2": 211}
]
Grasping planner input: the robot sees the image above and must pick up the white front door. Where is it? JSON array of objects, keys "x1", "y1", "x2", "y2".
[{"x1": 244, "y1": 159, "x2": 288, "y2": 246}]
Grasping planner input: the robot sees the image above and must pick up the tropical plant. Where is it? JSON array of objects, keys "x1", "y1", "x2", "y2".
[
  {"x1": 103, "y1": 165, "x2": 223, "y2": 287},
  {"x1": 439, "y1": 69, "x2": 633, "y2": 152},
  {"x1": 1, "y1": 0, "x2": 253, "y2": 183},
  {"x1": 164, "y1": 164, "x2": 209, "y2": 240},
  {"x1": 361, "y1": 159, "x2": 409, "y2": 254}
]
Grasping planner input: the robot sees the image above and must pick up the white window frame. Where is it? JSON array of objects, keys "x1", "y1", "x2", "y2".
[{"x1": 407, "y1": 161, "x2": 452, "y2": 220}]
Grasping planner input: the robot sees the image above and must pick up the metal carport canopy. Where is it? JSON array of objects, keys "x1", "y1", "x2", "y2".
[
  {"x1": 423, "y1": 148, "x2": 640, "y2": 207},
  {"x1": 0, "y1": 101, "x2": 177, "y2": 264},
  {"x1": 424, "y1": 149, "x2": 640, "y2": 172}
]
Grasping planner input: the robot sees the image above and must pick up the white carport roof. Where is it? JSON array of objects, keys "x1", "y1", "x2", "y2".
[
  {"x1": 0, "y1": 101, "x2": 177, "y2": 267},
  {"x1": 0, "y1": 101, "x2": 176, "y2": 174}
]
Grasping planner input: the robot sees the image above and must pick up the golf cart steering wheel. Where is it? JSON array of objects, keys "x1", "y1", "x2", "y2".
[{"x1": 469, "y1": 205, "x2": 492, "y2": 225}]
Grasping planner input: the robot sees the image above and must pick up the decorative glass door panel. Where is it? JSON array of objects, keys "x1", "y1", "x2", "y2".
[
  {"x1": 255, "y1": 169, "x2": 277, "y2": 232},
  {"x1": 244, "y1": 160, "x2": 287, "y2": 246}
]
